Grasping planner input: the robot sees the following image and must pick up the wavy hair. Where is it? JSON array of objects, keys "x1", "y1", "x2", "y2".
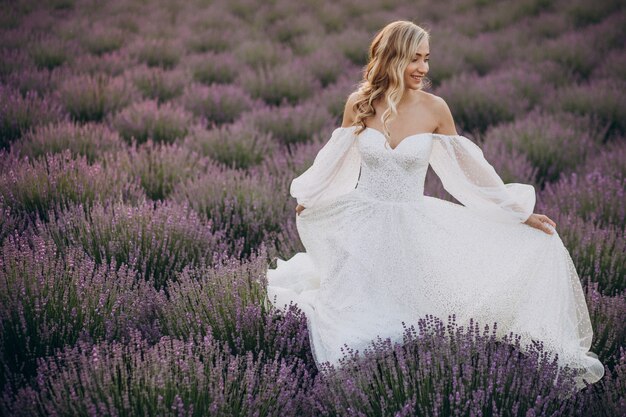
[{"x1": 350, "y1": 21, "x2": 431, "y2": 148}]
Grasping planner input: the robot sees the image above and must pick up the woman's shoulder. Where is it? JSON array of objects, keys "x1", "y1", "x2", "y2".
[
  {"x1": 422, "y1": 92, "x2": 453, "y2": 113},
  {"x1": 415, "y1": 90, "x2": 442, "y2": 107},
  {"x1": 342, "y1": 91, "x2": 363, "y2": 127},
  {"x1": 412, "y1": 91, "x2": 453, "y2": 123},
  {"x1": 347, "y1": 89, "x2": 440, "y2": 103},
  {"x1": 343, "y1": 90, "x2": 444, "y2": 124},
  {"x1": 346, "y1": 90, "x2": 361, "y2": 104}
]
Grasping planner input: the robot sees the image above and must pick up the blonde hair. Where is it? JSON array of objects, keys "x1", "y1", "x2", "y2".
[{"x1": 351, "y1": 20, "x2": 431, "y2": 148}]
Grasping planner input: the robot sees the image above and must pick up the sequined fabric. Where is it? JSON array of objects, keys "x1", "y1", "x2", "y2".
[{"x1": 267, "y1": 126, "x2": 604, "y2": 389}]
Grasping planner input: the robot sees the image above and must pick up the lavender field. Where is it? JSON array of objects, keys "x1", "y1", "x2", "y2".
[{"x1": 0, "y1": 0, "x2": 625, "y2": 415}]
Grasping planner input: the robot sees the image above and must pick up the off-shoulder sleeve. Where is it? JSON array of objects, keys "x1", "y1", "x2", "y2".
[
  {"x1": 429, "y1": 133, "x2": 535, "y2": 224},
  {"x1": 290, "y1": 127, "x2": 362, "y2": 209}
]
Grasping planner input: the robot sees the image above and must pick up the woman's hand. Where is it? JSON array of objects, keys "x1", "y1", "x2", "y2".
[
  {"x1": 295, "y1": 204, "x2": 306, "y2": 216},
  {"x1": 524, "y1": 213, "x2": 557, "y2": 235}
]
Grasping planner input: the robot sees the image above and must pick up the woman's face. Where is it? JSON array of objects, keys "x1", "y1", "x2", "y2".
[{"x1": 404, "y1": 39, "x2": 429, "y2": 90}]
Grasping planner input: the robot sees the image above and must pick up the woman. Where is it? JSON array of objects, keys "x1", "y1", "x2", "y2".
[{"x1": 266, "y1": 20, "x2": 604, "y2": 389}]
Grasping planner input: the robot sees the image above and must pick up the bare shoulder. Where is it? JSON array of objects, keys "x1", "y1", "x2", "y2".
[
  {"x1": 341, "y1": 91, "x2": 361, "y2": 128},
  {"x1": 427, "y1": 93, "x2": 458, "y2": 135},
  {"x1": 418, "y1": 90, "x2": 439, "y2": 104},
  {"x1": 418, "y1": 91, "x2": 445, "y2": 114}
]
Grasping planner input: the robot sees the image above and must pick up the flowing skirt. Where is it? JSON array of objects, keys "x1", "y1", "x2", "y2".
[{"x1": 266, "y1": 188, "x2": 605, "y2": 388}]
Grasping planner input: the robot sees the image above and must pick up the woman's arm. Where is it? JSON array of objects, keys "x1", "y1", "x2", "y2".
[{"x1": 431, "y1": 97, "x2": 556, "y2": 234}]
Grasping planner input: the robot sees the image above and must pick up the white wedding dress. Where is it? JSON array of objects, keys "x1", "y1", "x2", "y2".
[{"x1": 266, "y1": 125, "x2": 604, "y2": 389}]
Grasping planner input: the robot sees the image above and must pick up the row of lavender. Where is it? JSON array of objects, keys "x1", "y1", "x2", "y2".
[{"x1": 1, "y1": 0, "x2": 625, "y2": 415}]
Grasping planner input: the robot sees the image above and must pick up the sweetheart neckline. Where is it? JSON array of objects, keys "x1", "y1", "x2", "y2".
[{"x1": 363, "y1": 127, "x2": 433, "y2": 151}]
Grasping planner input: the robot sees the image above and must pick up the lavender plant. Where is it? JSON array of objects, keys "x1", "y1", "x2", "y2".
[
  {"x1": 544, "y1": 211, "x2": 625, "y2": 295},
  {"x1": 0, "y1": 149, "x2": 145, "y2": 224},
  {"x1": 186, "y1": 52, "x2": 240, "y2": 86},
  {"x1": 301, "y1": 48, "x2": 352, "y2": 88},
  {"x1": 313, "y1": 3, "x2": 347, "y2": 33},
  {"x1": 0, "y1": 48, "x2": 32, "y2": 78},
  {"x1": 537, "y1": 169, "x2": 625, "y2": 232},
  {"x1": 459, "y1": 31, "x2": 520, "y2": 75},
  {"x1": 310, "y1": 315, "x2": 581, "y2": 416},
  {"x1": 310, "y1": 74, "x2": 363, "y2": 123},
  {"x1": 160, "y1": 248, "x2": 315, "y2": 367},
  {"x1": 561, "y1": 347, "x2": 626, "y2": 417},
  {"x1": 128, "y1": 64, "x2": 189, "y2": 103},
  {"x1": 2, "y1": 66, "x2": 60, "y2": 97},
  {"x1": 185, "y1": 27, "x2": 238, "y2": 53},
  {"x1": 268, "y1": 14, "x2": 319, "y2": 46},
  {"x1": 0, "y1": 232, "x2": 164, "y2": 388},
  {"x1": 233, "y1": 39, "x2": 292, "y2": 69},
  {"x1": 0, "y1": 197, "x2": 29, "y2": 246},
  {"x1": 28, "y1": 36, "x2": 72, "y2": 70},
  {"x1": 12, "y1": 120, "x2": 125, "y2": 164},
  {"x1": 171, "y1": 163, "x2": 292, "y2": 258},
  {"x1": 37, "y1": 199, "x2": 229, "y2": 291},
  {"x1": 180, "y1": 83, "x2": 256, "y2": 126},
  {"x1": 580, "y1": 140, "x2": 626, "y2": 180},
  {"x1": 326, "y1": 28, "x2": 371, "y2": 65},
  {"x1": 563, "y1": 0, "x2": 623, "y2": 31},
  {"x1": 0, "y1": 85, "x2": 66, "y2": 149},
  {"x1": 6, "y1": 331, "x2": 313, "y2": 417},
  {"x1": 590, "y1": 48, "x2": 626, "y2": 81},
  {"x1": 434, "y1": 71, "x2": 531, "y2": 134},
  {"x1": 584, "y1": 283, "x2": 626, "y2": 367},
  {"x1": 237, "y1": 60, "x2": 320, "y2": 106},
  {"x1": 546, "y1": 78, "x2": 626, "y2": 141},
  {"x1": 183, "y1": 122, "x2": 278, "y2": 169},
  {"x1": 480, "y1": 138, "x2": 539, "y2": 186},
  {"x1": 57, "y1": 73, "x2": 137, "y2": 122},
  {"x1": 257, "y1": 137, "x2": 323, "y2": 181},
  {"x1": 69, "y1": 49, "x2": 137, "y2": 77},
  {"x1": 80, "y1": 25, "x2": 126, "y2": 56},
  {"x1": 483, "y1": 110, "x2": 599, "y2": 186},
  {"x1": 111, "y1": 99, "x2": 193, "y2": 144},
  {"x1": 111, "y1": 140, "x2": 207, "y2": 201},
  {"x1": 130, "y1": 38, "x2": 182, "y2": 69},
  {"x1": 239, "y1": 101, "x2": 333, "y2": 146}
]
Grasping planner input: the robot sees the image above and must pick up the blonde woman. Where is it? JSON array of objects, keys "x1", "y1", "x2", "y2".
[{"x1": 266, "y1": 20, "x2": 604, "y2": 390}]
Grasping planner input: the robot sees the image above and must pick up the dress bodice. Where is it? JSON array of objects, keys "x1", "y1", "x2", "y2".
[
  {"x1": 355, "y1": 128, "x2": 433, "y2": 202},
  {"x1": 290, "y1": 125, "x2": 535, "y2": 224}
]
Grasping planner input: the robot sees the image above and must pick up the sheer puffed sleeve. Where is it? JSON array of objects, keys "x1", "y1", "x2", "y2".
[
  {"x1": 290, "y1": 127, "x2": 362, "y2": 209},
  {"x1": 429, "y1": 133, "x2": 535, "y2": 224}
]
